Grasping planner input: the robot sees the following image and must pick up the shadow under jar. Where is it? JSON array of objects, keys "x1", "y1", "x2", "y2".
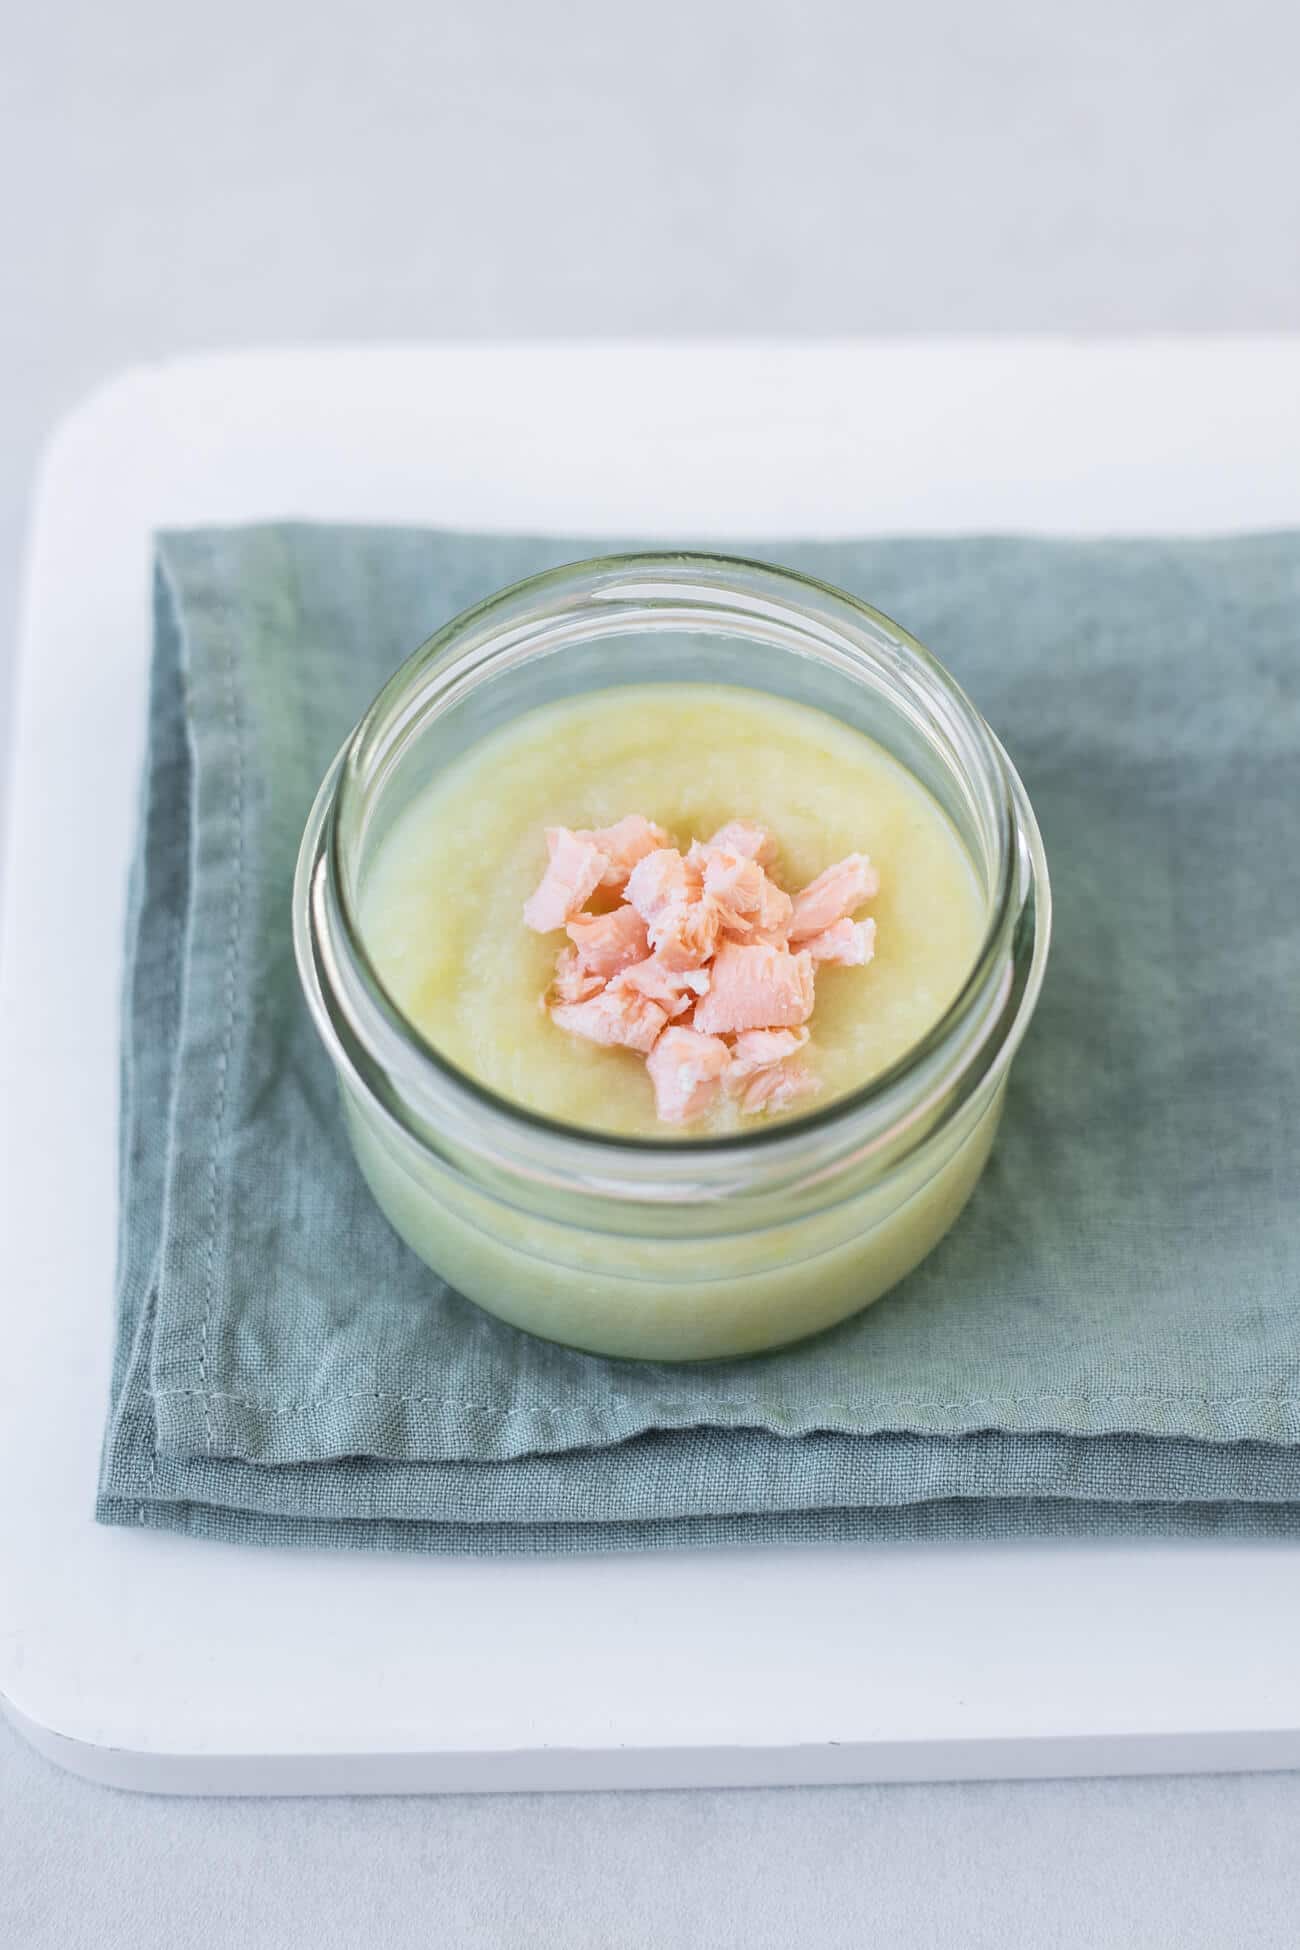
[{"x1": 294, "y1": 553, "x2": 1050, "y2": 1361}]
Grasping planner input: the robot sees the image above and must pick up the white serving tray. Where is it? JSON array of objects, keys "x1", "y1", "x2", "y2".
[{"x1": 3, "y1": 340, "x2": 1300, "y2": 1797}]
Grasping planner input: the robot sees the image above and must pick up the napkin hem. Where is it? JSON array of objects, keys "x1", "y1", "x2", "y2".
[
  {"x1": 98, "y1": 1493, "x2": 1300, "y2": 1556},
  {"x1": 150, "y1": 1382, "x2": 1300, "y2": 1465}
]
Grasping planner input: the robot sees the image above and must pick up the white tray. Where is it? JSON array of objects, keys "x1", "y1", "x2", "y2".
[{"x1": 4, "y1": 340, "x2": 1300, "y2": 1797}]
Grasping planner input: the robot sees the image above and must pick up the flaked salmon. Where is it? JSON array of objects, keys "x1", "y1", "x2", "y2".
[
  {"x1": 726, "y1": 1026, "x2": 817, "y2": 1116},
  {"x1": 523, "y1": 828, "x2": 610, "y2": 933},
  {"x1": 624, "y1": 847, "x2": 702, "y2": 925},
  {"x1": 626, "y1": 846, "x2": 722, "y2": 972},
  {"x1": 550, "y1": 986, "x2": 668, "y2": 1054},
  {"x1": 700, "y1": 849, "x2": 763, "y2": 923},
  {"x1": 549, "y1": 945, "x2": 606, "y2": 1006},
  {"x1": 739, "y1": 1058, "x2": 819, "y2": 1116},
  {"x1": 788, "y1": 853, "x2": 879, "y2": 941},
  {"x1": 700, "y1": 850, "x2": 794, "y2": 937},
  {"x1": 584, "y1": 814, "x2": 671, "y2": 888},
  {"x1": 652, "y1": 896, "x2": 723, "y2": 972},
  {"x1": 646, "y1": 1026, "x2": 732, "y2": 1124},
  {"x1": 803, "y1": 916, "x2": 876, "y2": 967},
  {"x1": 693, "y1": 941, "x2": 815, "y2": 1035},
  {"x1": 614, "y1": 957, "x2": 710, "y2": 1017},
  {"x1": 703, "y1": 819, "x2": 777, "y2": 867},
  {"x1": 527, "y1": 816, "x2": 879, "y2": 1124},
  {"x1": 566, "y1": 905, "x2": 650, "y2": 976},
  {"x1": 727, "y1": 1026, "x2": 811, "y2": 1079}
]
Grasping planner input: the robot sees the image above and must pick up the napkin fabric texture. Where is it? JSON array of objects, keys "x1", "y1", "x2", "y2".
[{"x1": 97, "y1": 525, "x2": 1300, "y2": 1552}]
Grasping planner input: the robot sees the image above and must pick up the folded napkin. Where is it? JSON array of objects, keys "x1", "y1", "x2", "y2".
[{"x1": 98, "y1": 525, "x2": 1300, "y2": 1552}]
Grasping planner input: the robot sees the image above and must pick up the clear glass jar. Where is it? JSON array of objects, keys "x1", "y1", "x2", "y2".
[{"x1": 293, "y1": 553, "x2": 1050, "y2": 1361}]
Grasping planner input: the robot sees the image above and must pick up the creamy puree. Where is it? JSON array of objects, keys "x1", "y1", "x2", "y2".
[{"x1": 360, "y1": 685, "x2": 984, "y2": 1139}]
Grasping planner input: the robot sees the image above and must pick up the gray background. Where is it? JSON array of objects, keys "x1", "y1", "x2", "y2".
[{"x1": 3, "y1": 0, "x2": 1299, "y2": 1942}]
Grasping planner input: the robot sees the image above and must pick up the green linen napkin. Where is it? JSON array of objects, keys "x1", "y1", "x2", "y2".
[{"x1": 97, "y1": 525, "x2": 1300, "y2": 1552}]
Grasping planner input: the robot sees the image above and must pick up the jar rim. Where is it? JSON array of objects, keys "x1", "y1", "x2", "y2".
[{"x1": 295, "y1": 551, "x2": 1051, "y2": 1199}]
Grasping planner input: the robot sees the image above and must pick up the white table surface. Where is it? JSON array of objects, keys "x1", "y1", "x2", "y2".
[
  {"x1": 4, "y1": 1711, "x2": 1300, "y2": 1950},
  {"x1": 4, "y1": 1, "x2": 1300, "y2": 1941}
]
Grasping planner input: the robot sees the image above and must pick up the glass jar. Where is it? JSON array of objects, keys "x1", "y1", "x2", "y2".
[{"x1": 293, "y1": 553, "x2": 1050, "y2": 1361}]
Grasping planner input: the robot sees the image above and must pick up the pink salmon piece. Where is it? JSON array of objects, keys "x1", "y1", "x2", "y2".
[
  {"x1": 565, "y1": 905, "x2": 650, "y2": 976},
  {"x1": 646, "y1": 1026, "x2": 732, "y2": 1124},
  {"x1": 741, "y1": 1058, "x2": 819, "y2": 1116},
  {"x1": 693, "y1": 941, "x2": 815, "y2": 1035},
  {"x1": 549, "y1": 946, "x2": 606, "y2": 1005},
  {"x1": 742, "y1": 924, "x2": 795, "y2": 948},
  {"x1": 700, "y1": 864, "x2": 757, "y2": 936},
  {"x1": 624, "y1": 847, "x2": 701, "y2": 925},
  {"x1": 754, "y1": 876, "x2": 793, "y2": 934},
  {"x1": 652, "y1": 896, "x2": 723, "y2": 972},
  {"x1": 583, "y1": 814, "x2": 672, "y2": 889},
  {"x1": 702, "y1": 850, "x2": 793, "y2": 937},
  {"x1": 704, "y1": 819, "x2": 777, "y2": 868},
  {"x1": 727, "y1": 1026, "x2": 810, "y2": 1081},
  {"x1": 788, "y1": 853, "x2": 879, "y2": 941},
  {"x1": 615, "y1": 957, "x2": 710, "y2": 1019},
  {"x1": 523, "y1": 828, "x2": 609, "y2": 933},
  {"x1": 804, "y1": 916, "x2": 876, "y2": 967},
  {"x1": 551, "y1": 987, "x2": 667, "y2": 1055},
  {"x1": 701, "y1": 850, "x2": 765, "y2": 911}
]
